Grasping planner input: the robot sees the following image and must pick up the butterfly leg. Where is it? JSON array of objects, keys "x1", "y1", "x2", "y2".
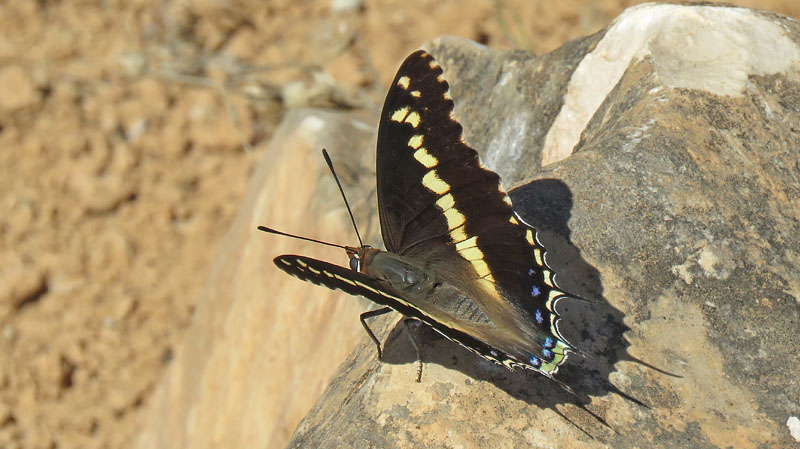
[
  {"x1": 403, "y1": 319, "x2": 423, "y2": 383},
  {"x1": 360, "y1": 307, "x2": 393, "y2": 360}
]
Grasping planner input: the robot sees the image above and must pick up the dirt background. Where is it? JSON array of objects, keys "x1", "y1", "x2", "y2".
[{"x1": 0, "y1": 1, "x2": 797, "y2": 448}]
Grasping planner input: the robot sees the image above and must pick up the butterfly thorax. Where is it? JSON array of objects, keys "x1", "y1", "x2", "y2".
[
  {"x1": 357, "y1": 249, "x2": 431, "y2": 294},
  {"x1": 357, "y1": 248, "x2": 490, "y2": 321}
]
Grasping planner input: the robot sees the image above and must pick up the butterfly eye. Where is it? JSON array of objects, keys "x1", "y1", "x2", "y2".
[{"x1": 349, "y1": 255, "x2": 360, "y2": 272}]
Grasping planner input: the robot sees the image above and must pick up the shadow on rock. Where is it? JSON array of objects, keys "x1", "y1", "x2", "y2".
[{"x1": 377, "y1": 179, "x2": 662, "y2": 434}]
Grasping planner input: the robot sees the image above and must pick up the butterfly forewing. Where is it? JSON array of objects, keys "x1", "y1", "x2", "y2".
[
  {"x1": 375, "y1": 50, "x2": 575, "y2": 376},
  {"x1": 376, "y1": 51, "x2": 466, "y2": 254},
  {"x1": 274, "y1": 255, "x2": 408, "y2": 310}
]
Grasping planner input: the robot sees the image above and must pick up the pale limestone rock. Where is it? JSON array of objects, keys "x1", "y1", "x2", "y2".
[
  {"x1": 0, "y1": 65, "x2": 39, "y2": 112},
  {"x1": 135, "y1": 109, "x2": 378, "y2": 449}
]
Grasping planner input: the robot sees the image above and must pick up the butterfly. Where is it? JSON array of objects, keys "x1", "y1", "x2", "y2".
[{"x1": 260, "y1": 50, "x2": 579, "y2": 385}]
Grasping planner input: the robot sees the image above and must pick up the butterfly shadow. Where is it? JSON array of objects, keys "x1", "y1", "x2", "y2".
[{"x1": 378, "y1": 179, "x2": 660, "y2": 434}]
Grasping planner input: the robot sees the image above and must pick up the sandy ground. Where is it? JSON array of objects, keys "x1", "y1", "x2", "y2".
[{"x1": 1, "y1": 1, "x2": 797, "y2": 448}]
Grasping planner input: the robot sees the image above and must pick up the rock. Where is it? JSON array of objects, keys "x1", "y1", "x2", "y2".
[
  {"x1": 135, "y1": 108, "x2": 379, "y2": 449},
  {"x1": 330, "y1": 0, "x2": 363, "y2": 14},
  {"x1": 70, "y1": 173, "x2": 138, "y2": 215},
  {"x1": 0, "y1": 65, "x2": 39, "y2": 112},
  {"x1": 788, "y1": 416, "x2": 800, "y2": 442},
  {"x1": 287, "y1": 4, "x2": 800, "y2": 449},
  {"x1": 281, "y1": 72, "x2": 342, "y2": 109},
  {"x1": 0, "y1": 256, "x2": 47, "y2": 317}
]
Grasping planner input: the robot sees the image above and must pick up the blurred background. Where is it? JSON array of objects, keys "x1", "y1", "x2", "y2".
[{"x1": 0, "y1": 1, "x2": 797, "y2": 448}]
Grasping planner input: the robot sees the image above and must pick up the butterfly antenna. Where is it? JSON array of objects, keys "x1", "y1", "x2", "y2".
[
  {"x1": 257, "y1": 226, "x2": 349, "y2": 250},
  {"x1": 322, "y1": 149, "x2": 364, "y2": 248}
]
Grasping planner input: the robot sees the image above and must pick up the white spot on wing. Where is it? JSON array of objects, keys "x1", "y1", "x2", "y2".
[
  {"x1": 408, "y1": 134, "x2": 424, "y2": 149},
  {"x1": 422, "y1": 170, "x2": 450, "y2": 195},
  {"x1": 542, "y1": 269, "x2": 555, "y2": 287},
  {"x1": 533, "y1": 248, "x2": 543, "y2": 266},
  {"x1": 354, "y1": 280, "x2": 380, "y2": 294},
  {"x1": 455, "y1": 236, "x2": 478, "y2": 252},
  {"x1": 449, "y1": 225, "x2": 468, "y2": 243},
  {"x1": 391, "y1": 106, "x2": 410, "y2": 122},
  {"x1": 413, "y1": 148, "x2": 438, "y2": 168},
  {"x1": 435, "y1": 193, "x2": 455, "y2": 211},
  {"x1": 459, "y1": 246, "x2": 484, "y2": 261},
  {"x1": 442, "y1": 207, "x2": 466, "y2": 230},
  {"x1": 404, "y1": 111, "x2": 421, "y2": 128},
  {"x1": 472, "y1": 259, "x2": 493, "y2": 280},
  {"x1": 547, "y1": 290, "x2": 562, "y2": 311},
  {"x1": 333, "y1": 274, "x2": 357, "y2": 286},
  {"x1": 397, "y1": 76, "x2": 410, "y2": 89}
]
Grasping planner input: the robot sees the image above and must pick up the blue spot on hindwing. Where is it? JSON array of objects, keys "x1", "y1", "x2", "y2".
[
  {"x1": 543, "y1": 337, "x2": 554, "y2": 349},
  {"x1": 528, "y1": 268, "x2": 535, "y2": 275},
  {"x1": 531, "y1": 285, "x2": 541, "y2": 297},
  {"x1": 543, "y1": 349, "x2": 554, "y2": 360},
  {"x1": 530, "y1": 355, "x2": 541, "y2": 367},
  {"x1": 535, "y1": 309, "x2": 544, "y2": 324}
]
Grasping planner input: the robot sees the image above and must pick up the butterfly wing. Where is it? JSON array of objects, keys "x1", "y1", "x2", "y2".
[
  {"x1": 376, "y1": 50, "x2": 475, "y2": 254},
  {"x1": 375, "y1": 50, "x2": 575, "y2": 376},
  {"x1": 274, "y1": 255, "x2": 408, "y2": 309},
  {"x1": 274, "y1": 254, "x2": 538, "y2": 368}
]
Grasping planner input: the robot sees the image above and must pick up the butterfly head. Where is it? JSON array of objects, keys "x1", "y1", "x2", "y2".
[
  {"x1": 345, "y1": 246, "x2": 363, "y2": 272},
  {"x1": 345, "y1": 245, "x2": 378, "y2": 273}
]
